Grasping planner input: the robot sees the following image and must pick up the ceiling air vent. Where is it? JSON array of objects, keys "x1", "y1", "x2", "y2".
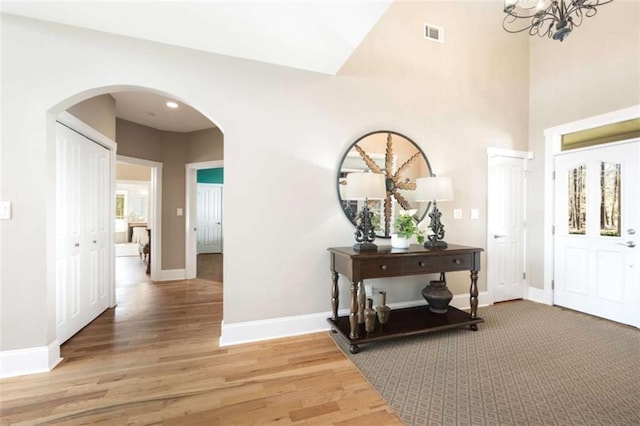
[{"x1": 424, "y1": 23, "x2": 444, "y2": 43}]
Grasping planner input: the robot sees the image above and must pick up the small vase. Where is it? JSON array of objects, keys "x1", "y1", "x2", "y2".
[
  {"x1": 364, "y1": 298, "x2": 376, "y2": 333},
  {"x1": 391, "y1": 234, "x2": 410, "y2": 249},
  {"x1": 422, "y1": 280, "x2": 453, "y2": 314},
  {"x1": 375, "y1": 291, "x2": 390, "y2": 325}
]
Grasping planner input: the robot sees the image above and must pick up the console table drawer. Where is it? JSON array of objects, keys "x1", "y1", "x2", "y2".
[
  {"x1": 404, "y1": 256, "x2": 440, "y2": 273},
  {"x1": 359, "y1": 258, "x2": 404, "y2": 278},
  {"x1": 441, "y1": 254, "x2": 473, "y2": 271}
]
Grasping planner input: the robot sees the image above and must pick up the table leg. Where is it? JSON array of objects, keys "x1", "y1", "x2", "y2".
[
  {"x1": 469, "y1": 269, "x2": 479, "y2": 331},
  {"x1": 358, "y1": 281, "x2": 366, "y2": 324},
  {"x1": 331, "y1": 271, "x2": 339, "y2": 321},
  {"x1": 349, "y1": 280, "x2": 360, "y2": 339}
]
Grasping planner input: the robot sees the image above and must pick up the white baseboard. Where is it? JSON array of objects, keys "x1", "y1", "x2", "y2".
[
  {"x1": 0, "y1": 340, "x2": 62, "y2": 378},
  {"x1": 158, "y1": 269, "x2": 186, "y2": 281},
  {"x1": 527, "y1": 286, "x2": 553, "y2": 305},
  {"x1": 219, "y1": 291, "x2": 490, "y2": 348}
]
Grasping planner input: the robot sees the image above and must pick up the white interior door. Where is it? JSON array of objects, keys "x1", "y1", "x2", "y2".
[
  {"x1": 487, "y1": 153, "x2": 526, "y2": 303},
  {"x1": 83, "y1": 140, "x2": 110, "y2": 326},
  {"x1": 56, "y1": 123, "x2": 110, "y2": 343},
  {"x1": 197, "y1": 184, "x2": 222, "y2": 254},
  {"x1": 554, "y1": 141, "x2": 639, "y2": 327},
  {"x1": 56, "y1": 124, "x2": 82, "y2": 343}
]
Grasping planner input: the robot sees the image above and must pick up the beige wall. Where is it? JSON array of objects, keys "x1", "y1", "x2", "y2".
[
  {"x1": 339, "y1": 0, "x2": 530, "y2": 295},
  {"x1": 526, "y1": 1, "x2": 640, "y2": 290},
  {"x1": 116, "y1": 163, "x2": 151, "y2": 181},
  {"x1": 4, "y1": 1, "x2": 635, "y2": 355},
  {"x1": 67, "y1": 94, "x2": 116, "y2": 140},
  {"x1": 115, "y1": 120, "x2": 219, "y2": 269},
  {"x1": 187, "y1": 127, "x2": 224, "y2": 163},
  {"x1": 116, "y1": 119, "x2": 218, "y2": 270},
  {"x1": 0, "y1": 5, "x2": 529, "y2": 352}
]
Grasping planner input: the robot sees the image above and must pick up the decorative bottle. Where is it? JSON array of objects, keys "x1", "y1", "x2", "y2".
[
  {"x1": 376, "y1": 291, "x2": 391, "y2": 325},
  {"x1": 364, "y1": 298, "x2": 376, "y2": 333}
]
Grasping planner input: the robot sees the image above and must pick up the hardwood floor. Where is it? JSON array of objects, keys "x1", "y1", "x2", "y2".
[
  {"x1": 0, "y1": 279, "x2": 399, "y2": 425},
  {"x1": 197, "y1": 253, "x2": 223, "y2": 282}
]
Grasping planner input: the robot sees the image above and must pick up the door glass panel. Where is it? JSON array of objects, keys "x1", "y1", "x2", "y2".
[
  {"x1": 568, "y1": 164, "x2": 587, "y2": 235},
  {"x1": 600, "y1": 162, "x2": 621, "y2": 237}
]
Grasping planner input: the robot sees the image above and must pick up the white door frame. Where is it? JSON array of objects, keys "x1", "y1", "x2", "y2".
[
  {"x1": 486, "y1": 147, "x2": 533, "y2": 305},
  {"x1": 542, "y1": 104, "x2": 640, "y2": 306},
  {"x1": 185, "y1": 160, "x2": 224, "y2": 279},
  {"x1": 116, "y1": 155, "x2": 163, "y2": 282}
]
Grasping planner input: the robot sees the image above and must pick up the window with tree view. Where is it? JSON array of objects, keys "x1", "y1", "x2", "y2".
[
  {"x1": 600, "y1": 162, "x2": 621, "y2": 237},
  {"x1": 568, "y1": 164, "x2": 587, "y2": 235}
]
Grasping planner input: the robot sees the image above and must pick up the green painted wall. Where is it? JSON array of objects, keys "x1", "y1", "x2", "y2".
[{"x1": 197, "y1": 168, "x2": 224, "y2": 184}]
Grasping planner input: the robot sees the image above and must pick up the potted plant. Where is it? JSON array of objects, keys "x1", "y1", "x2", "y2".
[{"x1": 391, "y1": 209, "x2": 425, "y2": 248}]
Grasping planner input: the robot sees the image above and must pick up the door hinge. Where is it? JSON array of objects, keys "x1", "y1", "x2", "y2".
[
  {"x1": 552, "y1": 171, "x2": 556, "y2": 180},
  {"x1": 552, "y1": 225, "x2": 555, "y2": 235},
  {"x1": 551, "y1": 279, "x2": 555, "y2": 290},
  {"x1": 523, "y1": 272, "x2": 526, "y2": 280}
]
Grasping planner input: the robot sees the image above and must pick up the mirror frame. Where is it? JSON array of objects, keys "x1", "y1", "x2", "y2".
[{"x1": 337, "y1": 130, "x2": 433, "y2": 238}]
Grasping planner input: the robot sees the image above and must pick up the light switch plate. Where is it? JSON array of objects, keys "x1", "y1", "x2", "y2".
[
  {"x1": 471, "y1": 208, "x2": 480, "y2": 219},
  {"x1": 0, "y1": 201, "x2": 12, "y2": 220},
  {"x1": 177, "y1": 208, "x2": 183, "y2": 216},
  {"x1": 453, "y1": 208, "x2": 463, "y2": 219}
]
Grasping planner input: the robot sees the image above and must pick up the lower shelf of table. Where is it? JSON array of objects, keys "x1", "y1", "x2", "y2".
[{"x1": 327, "y1": 305, "x2": 484, "y2": 345}]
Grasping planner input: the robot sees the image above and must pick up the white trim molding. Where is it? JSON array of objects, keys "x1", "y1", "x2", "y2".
[
  {"x1": 219, "y1": 292, "x2": 490, "y2": 347},
  {"x1": 486, "y1": 147, "x2": 534, "y2": 160},
  {"x1": 157, "y1": 269, "x2": 186, "y2": 282},
  {"x1": 0, "y1": 340, "x2": 62, "y2": 379}
]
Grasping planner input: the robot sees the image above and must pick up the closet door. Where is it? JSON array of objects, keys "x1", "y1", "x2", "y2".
[
  {"x1": 82, "y1": 140, "x2": 110, "y2": 326},
  {"x1": 56, "y1": 124, "x2": 83, "y2": 344},
  {"x1": 56, "y1": 123, "x2": 110, "y2": 344}
]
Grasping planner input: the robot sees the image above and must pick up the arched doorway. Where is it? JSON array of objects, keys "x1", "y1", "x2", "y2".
[{"x1": 50, "y1": 85, "x2": 224, "y2": 350}]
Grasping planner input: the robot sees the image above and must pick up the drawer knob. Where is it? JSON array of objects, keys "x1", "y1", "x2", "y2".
[
  {"x1": 453, "y1": 259, "x2": 461, "y2": 265},
  {"x1": 418, "y1": 261, "x2": 425, "y2": 267},
  {"x1": 380, "y1": 264, "x2": 388, "y2": 271}
]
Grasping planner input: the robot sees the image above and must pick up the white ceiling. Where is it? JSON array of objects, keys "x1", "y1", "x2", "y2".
[
  {"x1": 1, "y1": 0, "x2": 391, "y2": 75},
  {"x1": 1, "y1": 0, "x2": 392, "y2": 132}
]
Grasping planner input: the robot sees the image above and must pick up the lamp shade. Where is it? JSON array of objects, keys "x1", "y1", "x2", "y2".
[
  {"x1": 344, "y1": 172, "x2": 386, "y2": 200},
  {"x1": 415, "y1": 176, "x2": 454, "y2": 202}
]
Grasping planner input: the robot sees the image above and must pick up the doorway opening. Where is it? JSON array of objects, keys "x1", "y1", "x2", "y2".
[
  {"x1": 185, "y1": 160, "x2": 224, "y2": 282},
  {"x1": 114, "y1": 157, "x2": 160, "y2": 288}
]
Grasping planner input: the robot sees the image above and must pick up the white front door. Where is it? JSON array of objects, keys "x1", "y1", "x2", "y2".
[
  {"x1": 554, "y1": 141, "x2": 640, "y2": 327},
  {"x1": 197, "y1": 184, "x2": 222, "y2": 254},
  {"x1": 487, "y1": 153, "x2": 526, "y2": 303}
]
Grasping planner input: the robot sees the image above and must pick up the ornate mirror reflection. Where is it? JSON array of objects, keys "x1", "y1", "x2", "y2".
[{"x1": 338, "y1": 131, "x2": 433, "y2": 238}]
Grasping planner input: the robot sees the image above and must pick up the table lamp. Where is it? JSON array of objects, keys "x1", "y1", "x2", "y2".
[
  {"x1": 415, "y1": 176, "x2": 454, "y2": 249},
  {"x1": 344, "y1": 172, "x2": 386, "y2": 252}
]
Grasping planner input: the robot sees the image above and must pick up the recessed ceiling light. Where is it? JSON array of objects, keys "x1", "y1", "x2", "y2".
[{"x1": 166, "y1": 101, "x2": 178, "y2": 109}]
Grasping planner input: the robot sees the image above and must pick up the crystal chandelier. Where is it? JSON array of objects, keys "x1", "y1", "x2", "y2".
[{"x1": 503, "y1": 0, "x2": 613, "y2": 42}]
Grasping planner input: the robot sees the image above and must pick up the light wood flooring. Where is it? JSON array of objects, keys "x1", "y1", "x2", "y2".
[{"x1": 0, "y1": 276, "x2": 399, "y2": 424}]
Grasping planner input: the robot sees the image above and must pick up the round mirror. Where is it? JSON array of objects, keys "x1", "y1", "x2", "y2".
[{"x1": 337, "y1": 131, "x2": 433, "y2": 238}]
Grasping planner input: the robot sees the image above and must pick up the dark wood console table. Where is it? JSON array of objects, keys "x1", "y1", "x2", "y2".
[{"x1": 328, "y1": 244, "x2": 484, "y2": 353}]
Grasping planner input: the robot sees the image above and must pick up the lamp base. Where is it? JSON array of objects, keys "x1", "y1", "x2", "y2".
[
  {"x1": 424, "y1": 240, "x2": 448, "y2": 249},
  {"x1": 353, "y1": 242, "x2": 378, "y2": 252}
]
